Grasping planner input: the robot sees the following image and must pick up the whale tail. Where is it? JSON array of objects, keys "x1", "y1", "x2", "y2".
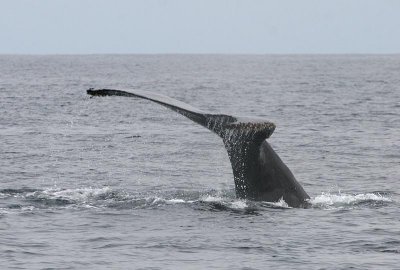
[{"x1": 87, "y1": 88, "x2": 309, "y2": 207}]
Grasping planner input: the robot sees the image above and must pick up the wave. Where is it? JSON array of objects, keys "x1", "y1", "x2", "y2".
[
  {"x1": 0, "y1": 187, "x2": 395, "y2": 214},
  {"x1": 310, "y1": 192, "x2": 393, "y2": 209}
]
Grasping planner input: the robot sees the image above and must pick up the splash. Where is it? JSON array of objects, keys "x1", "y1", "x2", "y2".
[
  {"x1": 199, "y1": 194, "x2": 249, "y2": 209},
  {"x1": 0, "y1": 187, "x2": 119, "y2": 211},
  {"x1": 310, "y1": 192, "x2": 392, "y2": 209},
  {"x1": 36, "y1": 187, "x2": 115, "y2": 202},
  {"x1": 271, "y1": 197, "x2": 290, "y2": 208},
  {"x1": 1, "y1": 187, "x2": 394, "y2": 213}
]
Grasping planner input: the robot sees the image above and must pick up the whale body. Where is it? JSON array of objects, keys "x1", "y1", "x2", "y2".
[{"x1": 87, "y1": 88, "x2": 310, "y2": 207}]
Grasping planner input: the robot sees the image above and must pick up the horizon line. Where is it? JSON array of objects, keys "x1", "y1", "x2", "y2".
[{"x1": 1, "y1": 52, "x2": 400, "y2": 56}]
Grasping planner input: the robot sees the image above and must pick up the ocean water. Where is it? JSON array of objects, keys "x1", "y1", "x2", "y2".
[{"x1": 0, "y1": 55, "x2": 399, "y2": 269}]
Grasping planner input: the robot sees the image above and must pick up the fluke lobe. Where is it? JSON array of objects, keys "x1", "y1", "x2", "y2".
[{"x1": 87, "y1": 88, "x2": 310, "y2": 207}]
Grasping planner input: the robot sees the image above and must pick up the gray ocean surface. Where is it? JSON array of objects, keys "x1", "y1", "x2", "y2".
[{"x1": 0, "y1": 55, "x2": 399, "y2": 269}]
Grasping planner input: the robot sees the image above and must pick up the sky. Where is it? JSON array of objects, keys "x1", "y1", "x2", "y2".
[{"x1": 1, "y1": 0, "x2": 399, "y2": 54}]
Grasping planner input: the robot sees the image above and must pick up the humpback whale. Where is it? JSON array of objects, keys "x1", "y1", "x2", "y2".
[{"x1": 87, "y1": 88, "x2": 310, "y2": 207}]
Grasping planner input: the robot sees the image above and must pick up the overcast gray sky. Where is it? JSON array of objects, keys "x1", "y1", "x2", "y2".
[{"x1": 1, "y1": 0, "x2": 399, "y2": 54}]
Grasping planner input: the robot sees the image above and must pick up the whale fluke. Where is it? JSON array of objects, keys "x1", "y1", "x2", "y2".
[{"x1": 87, "y1": 88, "x2": 310, "y2": 207}]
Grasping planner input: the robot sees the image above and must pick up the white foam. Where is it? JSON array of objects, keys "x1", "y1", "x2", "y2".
[
  {"x1": 150, "y1": 197, "x2": 165, "y2": 205},
  {"x1": 16, "y1": 186, "x2": 392, "y2": 212},
  {"x1": 310, "y1": 192, "x2": 392, "y2": 208},
  {"x1": 259, "y1": 197, "x2": 291, "y2": 208},
  {"x1": 230, "y1": 200, "x2": 248, "y2": 209},
  {"x1": 0, "y1": 208, "x2": 10, "y2": 215},
  {"x1": 273, "y1": 197, "x2": 290, "y2": 208},
  {"x1": 201, "y1": 195, "x2": 224, "y2": 202},
  {"x1": 31, "y1": 187, "x2": 113, "y2": 202},
  {"x1": 166, "y1": 198, "x2": 186, "y2": 204},
  {"x1": 20, "y1": 206, "x2": 35, "y2": 211}
]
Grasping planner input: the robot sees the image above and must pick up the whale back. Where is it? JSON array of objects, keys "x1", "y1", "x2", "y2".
[{"x1": 87, "y1": 88, "x2": 309, "y2": 207}]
